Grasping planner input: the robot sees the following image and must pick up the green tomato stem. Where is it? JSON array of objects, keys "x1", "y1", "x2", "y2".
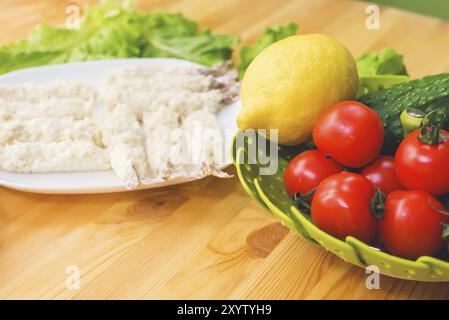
[
  {"x1": 418, "y1": 109, "x2": 448, "y2": 145},
  {"x1": 370, "y1": 188, "x2": 386, "y2": 219},
  {"x1": 292, "y1": 190, "x2": 315, "y2": 215}
]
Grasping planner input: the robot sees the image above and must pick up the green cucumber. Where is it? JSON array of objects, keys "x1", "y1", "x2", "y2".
[{"x1": 358, "y1": 73, "x2": 449, "y2": 154}]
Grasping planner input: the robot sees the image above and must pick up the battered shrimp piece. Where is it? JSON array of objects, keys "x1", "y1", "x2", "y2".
[
  {"x1": 142, "y1": 109, "x2": 182, "y2": 179},
  {"x1": 102, "y1": 104, "x2": 150, "y2": 188},
  {"x1": 182, "y1": 110, "x2": 229, "y2": 178}
]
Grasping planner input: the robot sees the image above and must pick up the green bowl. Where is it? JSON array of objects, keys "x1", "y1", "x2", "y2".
[{"x1": 231, "y1": 131, "x2": 449, "y2": 281}]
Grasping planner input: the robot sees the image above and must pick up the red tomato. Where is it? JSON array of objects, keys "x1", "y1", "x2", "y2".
[
  {"x1": 379, "y1": 190, "x2": 449, "y2": 260},
  {"x1": 361, "y1": 156, "x2": 405, "y2": 196},
  {"x1": 313, "y1": 101, "x2": 384, "y2": 168},
  {"x1": 284, "y1": 150, "x2": 343, "y2": 196},
  {"x1": 311, "y1": 172, "x2": 378, "y2": 243},
  {"x1": 395, "y1": 129, "x2": 449, "y2": 196}
]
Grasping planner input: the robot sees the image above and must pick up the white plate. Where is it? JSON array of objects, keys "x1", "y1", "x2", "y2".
[{"x1": 0, "y1": 58, "x2": 239, "y2": 194}]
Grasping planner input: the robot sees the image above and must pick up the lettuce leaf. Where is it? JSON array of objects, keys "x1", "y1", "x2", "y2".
[
  {"x1": 140, "y1": 11, "x2": 239, "y2": 66},
  {"x1": 356, "y1": 48, "x2": 409, "y2": 95},
  {"x1": 357, "y1": 48, "x2": 408, "y2": 77},
  {"x1": 238, "y1": 22, "x2": 298, "y2": 79},
  {"x1": 0, "y1": 1, "x2": 239, "y2": 74}
]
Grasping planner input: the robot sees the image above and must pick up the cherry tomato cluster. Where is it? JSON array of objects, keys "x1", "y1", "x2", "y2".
[{"x1": 284, "y1": 101, "x2": 449, "y2": 260}]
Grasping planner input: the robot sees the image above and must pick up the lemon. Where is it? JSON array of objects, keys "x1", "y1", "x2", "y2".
[{"x1": 238, "y1": 33, "x2": 358, "y2": 145}]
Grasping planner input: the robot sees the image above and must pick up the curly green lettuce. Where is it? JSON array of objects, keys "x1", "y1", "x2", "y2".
[
  {"x1": 357, "y1": 48, "x2": 408, "y2": 77},
  {"x1": 356, "y1": 48, "x2": 410, "y2": 95},
  {"x1": 0, "y1": 1, "x2": 239, "y2": 74}
]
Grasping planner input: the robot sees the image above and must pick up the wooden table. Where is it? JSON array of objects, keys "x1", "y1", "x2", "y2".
[{"x1": 1, "y1": 0, "x2": 449, "y2": 300}]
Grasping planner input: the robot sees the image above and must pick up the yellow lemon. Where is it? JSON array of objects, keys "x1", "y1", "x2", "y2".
[{"x1": 238, "y1": 33, "x2": 358, "y2": 145}]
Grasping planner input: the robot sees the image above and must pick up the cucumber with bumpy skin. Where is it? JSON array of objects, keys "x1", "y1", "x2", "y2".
[{"x1": 358, "y1": 73, "x2": 449, "y2": 154}]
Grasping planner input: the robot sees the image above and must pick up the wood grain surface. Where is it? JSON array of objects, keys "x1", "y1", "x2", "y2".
[{"x1": 1, "y1": 0, "x2": 449, "y2": 300}]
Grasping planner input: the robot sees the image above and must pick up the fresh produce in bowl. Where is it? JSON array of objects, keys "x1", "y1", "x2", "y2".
[
  {"x1": 235, "y1": 99, "x2": 449, "y2": 279},
  {"x1": 289, "y1": 101, "x2": 449, "y2": 261},
  {"x1": 234, "y1": 37, "x2": 449, "y2": 280}
]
